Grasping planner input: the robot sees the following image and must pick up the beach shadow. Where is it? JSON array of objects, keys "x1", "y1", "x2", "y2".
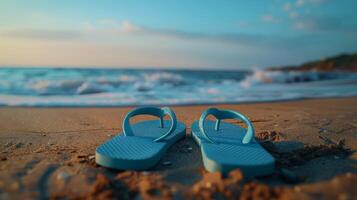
[
  {"x1": 150, "y1": 137, "x2": 204, "y2": 185},
  {"x1": 151, "y1": 137, "x2": 202, "y2": 172},
  {"x1": 147, "y1": 133, "x2": 355, "y2": 187},
  {"x1": 258, "y1": 138, "x2": 356, "y2": 185},
  {"x1": 273, "y1": 140, "x2": 305, "y2": 152}
]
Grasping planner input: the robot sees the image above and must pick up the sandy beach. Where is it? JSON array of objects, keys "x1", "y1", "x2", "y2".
[
  {"x1": 0, "y1": 97, "x2": 356, "y2": 199},
  {"x1": 2, "y1": 1, "x2": 357, "y2": 199}
]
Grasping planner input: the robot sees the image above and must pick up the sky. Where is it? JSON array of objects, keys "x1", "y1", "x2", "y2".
[{"x1": 0, "y1": 0, "x2": 357, "y2": 69}]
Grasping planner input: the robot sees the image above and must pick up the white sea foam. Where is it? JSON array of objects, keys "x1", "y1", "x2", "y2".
[
  {"x1": 27, "y1": 80, "x2": 84, "y2": 95},
  {"x1": 240, "y1": 69, "x2": 346, "y2": 88},
  {"x1": 143, "y1": 72, "x2": 185, "y2": 86},
  {"x1": 76, "y1": 82, "x2": 110, "y2": 94},
  {"x1": 0, "y1": 68, "x2": 357, "y2": 106}
]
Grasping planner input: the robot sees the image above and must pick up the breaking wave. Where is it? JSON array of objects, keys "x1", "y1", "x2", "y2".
[
  {"x1": 0, "y1": 68, "x2": 357, "y2": 106},
  {"x1": 240, "y1": 70, "x2": 350, "y2": 87}
]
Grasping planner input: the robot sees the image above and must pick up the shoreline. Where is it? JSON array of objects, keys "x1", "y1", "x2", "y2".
[
  {"x1": 1, "y1": 95, "x2": 357, "y2": 108},
  {"x1": 0, "y1": 97, "x2": 356, "y2": 199}
]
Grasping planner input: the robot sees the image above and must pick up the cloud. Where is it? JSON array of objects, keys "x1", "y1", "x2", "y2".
[
  {"x1": 295, "y1": 0, "x2": 329, "y2": 7},
  {"x1": 261, "y1": 14, "x2": 280, "y2": 23},
  {"x1": 106, "y1": 20, "x2": 350, "y2": 50},
  {"x1": 237, "y1": 21, "x2": 251, "y2": 28},
  {"x1": 120, "y1": 20, "x2": 141, "y2": 33},
  {"x1": 283, "y1": 0, "x2": 329, "y2": 18},
  {"x1": 289, "y1": 11, "x2": 299, "y2": 19},
  {"x1": 0, "y1": 29, "x2": 83, "y2": 40},
  {"x1": 1, "y1": 18, "x2": 356, "y2": 69},
  {"x1": 278, "y1": 0, "x2": 354, "y2": 33},
  {"x1": 306, "y1": 0, "x2": 329, "y2": 4},
  {"x1": 293, "y1": 15, "x2": 357, "y2": 33},
  {"x1": 0, "y1": 20, "x2": 282, "y2": 48},
  {"x1": 114, "y1": 20, "x2": 291, "y2": 48},
  {"x1": 97, "y1": 19, "x2": 117, "y2": 26},
  {"x1": 296, "y1": 0, "x2": 305, "y2": 7},
  {"x1": 283, "y1": 3, "x2": 292, "y2": 11}
]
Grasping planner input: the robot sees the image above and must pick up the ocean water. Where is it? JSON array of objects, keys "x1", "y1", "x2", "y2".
[{"x1": 0, "y1": 67, "x2": 357, "y2": 107}]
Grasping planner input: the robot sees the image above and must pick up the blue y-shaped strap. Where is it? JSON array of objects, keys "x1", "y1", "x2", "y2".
[
  {"x1": 198, "y1": 108, "x2": 254, "y2": 144},
  {"x1": 122, "y1": 106, "x2": 177, "y2": 142}
]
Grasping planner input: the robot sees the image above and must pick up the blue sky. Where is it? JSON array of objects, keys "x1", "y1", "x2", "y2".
[{"x1": 0, "y1": 0, "x2": 356, "y2": 69}]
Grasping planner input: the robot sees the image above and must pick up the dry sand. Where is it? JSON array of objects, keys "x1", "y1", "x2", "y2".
[{"x1": 0, "y1": 97, "x2": 356, "y2": 199}]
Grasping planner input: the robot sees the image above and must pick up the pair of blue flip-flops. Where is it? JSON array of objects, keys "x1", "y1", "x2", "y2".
[{"x1": 96, "y1": 106, "x2": 275, "y2": 177}]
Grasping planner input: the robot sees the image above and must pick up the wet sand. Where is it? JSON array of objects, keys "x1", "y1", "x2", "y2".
[{"x1": 0, "y1": 97, "x2": 356, "y2": 199}]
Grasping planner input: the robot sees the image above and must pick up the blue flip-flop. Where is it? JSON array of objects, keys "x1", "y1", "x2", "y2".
[
  {"x1": 191, "y1": 108, "x2": 275, "y2": 177},
  {"x1": 96, "y1": 106, "x2": 186, "y2": 170}
]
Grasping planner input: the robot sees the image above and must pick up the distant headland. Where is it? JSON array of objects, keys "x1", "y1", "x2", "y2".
[{"x1": 270, "y1": 53, "x2": 357, "y2": 72}]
